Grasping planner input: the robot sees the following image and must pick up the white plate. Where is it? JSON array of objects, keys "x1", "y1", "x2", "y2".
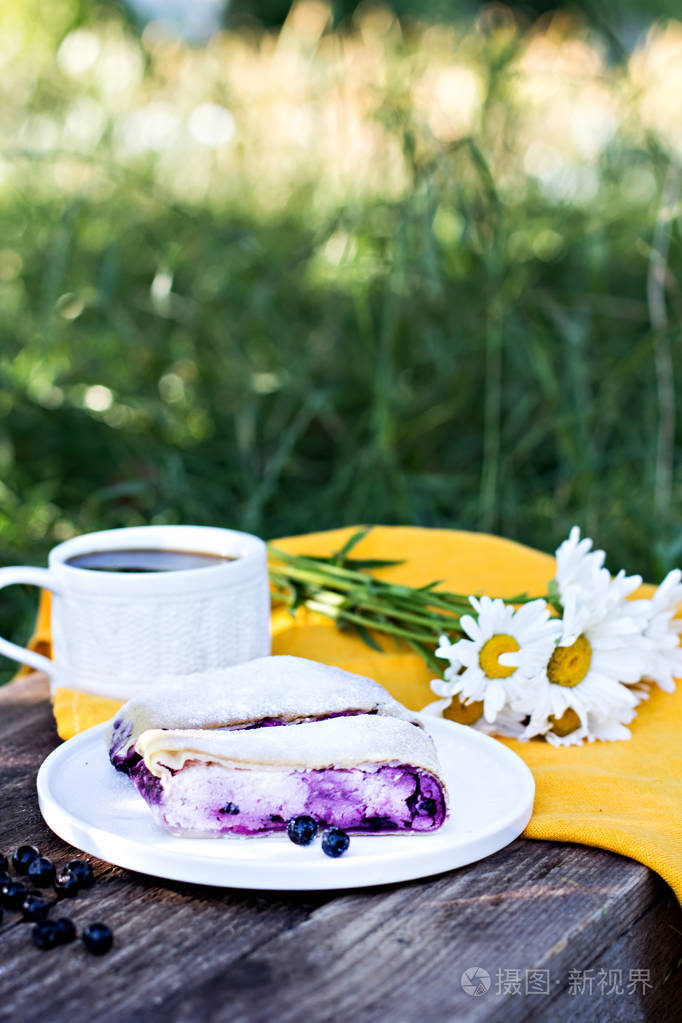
[{"x1": 36, "y1": 717, "x2": 534, "y2": 891}]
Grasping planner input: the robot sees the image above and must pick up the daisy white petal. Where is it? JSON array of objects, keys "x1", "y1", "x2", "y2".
[
  {"x1": 431, "y1": 677, "x2": 458, "y2": 699},
  {"x1": 555, "y1": 526, "x2": 606, "y2": 607},
  {"x1": 421, "y1": 698, "x2": 452, "y2": 718},
  {"x1": 483, "y1": 680, "x2": 506, "y2": 723},
  {"x1": 473, "y1": 706, "x2": 528, "y2": 739},
  {"x1": 459, "y1": 614, "x2": 481, "y2": 642}
]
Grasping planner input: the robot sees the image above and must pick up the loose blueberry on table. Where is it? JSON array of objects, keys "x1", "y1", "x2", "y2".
[
  {"x1": 12, "y1": 845, "x2": 40, "y2": 874},
  {"x1": 54, "y1": 918, "x2": 76, "y2": 945},
  {"x1": 22, "y1": 895, "x2": 51, "y2": 923},
  {"x1": 65, "y1": 860, "x2": 94, "y2": 888},
  {"x1": 321, "y1": 827, "x2": 350, "y2": 858},
  {"x1": 54, "y1": 871, "x2": 80, "y2": 899},
  {"x1": 2, "y1": 882, "x2": 29, "y2": 909},
  {"x1": 82, "y1": 923, "x2": 113, "y2": 956},
  {"x1": 286, "y1": 815, "x2": 318, "y2": 846},
  {"x1": 32, "y1": 922, "x2": 60, "y2": 951},
  {"x1": 27, "y1": 857, "x2": 56, "y2": 888}
]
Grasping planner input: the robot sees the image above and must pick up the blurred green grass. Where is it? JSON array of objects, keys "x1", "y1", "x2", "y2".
[{"x1": 1, "y1": 0, "x2": 682, "y2": 679}]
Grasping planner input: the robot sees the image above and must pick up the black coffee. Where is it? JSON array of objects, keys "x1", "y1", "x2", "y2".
[{"x1": 66, "y1": 549, "x2": 235, "y2": 573}]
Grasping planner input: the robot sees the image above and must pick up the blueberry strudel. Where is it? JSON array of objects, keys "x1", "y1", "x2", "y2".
[{"x1": 108, "y1": 655, "x2": 448, "y2": 837}]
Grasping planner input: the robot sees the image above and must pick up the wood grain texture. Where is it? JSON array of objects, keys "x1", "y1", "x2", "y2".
[{"x1": 0, "y1": 674, "x2": 679, "y2": 1023}]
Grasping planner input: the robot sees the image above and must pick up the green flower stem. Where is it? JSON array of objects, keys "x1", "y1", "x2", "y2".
[
  {"x1": 303, "y1": 599, "x2": 459, "y2": 645},
  {"x1": 267, "y1": 547, "x2": 475, "y2": 611},
  {"x1": 267, "y1": 542, "x2": 554, "y2": 670},
  {"x1": 269, "y1": 547, "x2": 468, "y2": 604},
  {"x1": 272, "y1": 578, "x2": 467, "y2": 631}
]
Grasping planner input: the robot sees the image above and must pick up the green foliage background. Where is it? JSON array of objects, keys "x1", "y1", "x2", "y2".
[{"x1": 1, "y1": 0, "x2": 681, "y2": 679}]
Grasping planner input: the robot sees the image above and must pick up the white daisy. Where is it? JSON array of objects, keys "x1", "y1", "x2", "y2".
[
  {"x1": 555, "y1": 527, "x2": 643, "y2": 646},
  {"x1": 543, "y1": 697, "x2": 644, "y2": 747},
  {"x1": 630, "y1": 569, "x2": 682, "y2": 693},
  {"x1": 431, "y1": 596, "x2": 562, "y2": 725},
  {"x1": 554, "y1": 525, "x2": 607, "y2": 607},
  {"x1": 519, "y1": 592, "x2": 649, "y2": 743}
]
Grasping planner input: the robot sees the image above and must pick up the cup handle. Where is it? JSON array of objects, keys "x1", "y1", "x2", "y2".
[{"x1": 0, "y1": 566, "x2": 60, "y2": 678}]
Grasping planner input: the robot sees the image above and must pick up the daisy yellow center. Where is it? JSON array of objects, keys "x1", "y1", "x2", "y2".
[
  {"x1": 547, "y1": 634, "x2": 592, "y2": 688},
  {"x1": 549, "y1": 707, "x2": 581, "y2": 737},
  {"x1": 444, "y1": 696, "x2": 484, "y2": 725},
  {"x1": 478, "y1": 634, "x2": 520, "y2": 679}
]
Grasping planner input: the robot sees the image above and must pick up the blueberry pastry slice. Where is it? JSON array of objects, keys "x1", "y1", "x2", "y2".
[
  {"x1": 108, "y1": 655, "x2": 422, "y2": 774},
  {"x1": 130, "y1": 715, "x2": 448, "y2": 837}
]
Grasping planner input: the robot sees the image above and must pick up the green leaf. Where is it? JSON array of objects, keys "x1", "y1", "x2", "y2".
[
  {"x1": 342, "y1": 557, "x2": 404, "y2": 570},
  {"x1": 289, "y1": 581, "x2": 307, "y2": 612},
  {"x1": 546, "y1": 578, "x2": 563, "y2": 612},
  {"x1": 355, "y1": 623, "x2": 384, "y2": 652},
  {"x1": 330, "y1": 528, "x2": 371, "y2": 564},
  {"x1": 301, "y1": 555, "x2": 402, "y2": 570},
  {"x1": 405, "y1": 639, "x2": 441, "y2": 673}
]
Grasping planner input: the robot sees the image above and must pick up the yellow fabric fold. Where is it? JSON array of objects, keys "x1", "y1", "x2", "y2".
[{"x1": 23, "y1": 526, "x2": 682, "y2": 900}]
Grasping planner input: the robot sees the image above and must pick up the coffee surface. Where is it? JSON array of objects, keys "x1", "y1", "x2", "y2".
[{"x1": 66, "y1": 549, "x2": 234, "y2": 573}]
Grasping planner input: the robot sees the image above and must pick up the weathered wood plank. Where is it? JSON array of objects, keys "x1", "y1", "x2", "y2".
[
  {"x1": 525, "y1": 890, "x2": 682, "y2": 1022},
  {"x1": 0, "y1": 676, "x2": 333, "y2": 1019},
  {"x1": 0, "y1": 674, "x2": 678, "y2": 1023},
  {"x1": 158, "y1": 842, "x2": 680, "y2": 1023}
]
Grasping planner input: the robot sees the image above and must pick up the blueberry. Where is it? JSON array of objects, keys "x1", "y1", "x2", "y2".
[
  {"x1": 418, "y1": 798, "x2": 437, "y2": 816},
  {"x1": 65, "y1": 860, "x2": 94, "y2": 888},
  {"x1": 321, "y1": 827, "x2": 350, "y2": 858},
  {"x1": 0, "y1": 853, "x2": 8, "y2": 873},
  {"x1": 0, "y1": 872, "x2": 12, "y2": 888},
  {"x1": 364, "y1": 816, "x2": 397, "y2": 832},
  {"x1": 27, "y1": 857, "x2": 55, "y2": 888},
  {"x1": 286, "y1": 815, "x2": 318, "y2": 846},
  {"x1": 2, "y1": 882, "x2": 28, "y2": 909},
  {"x1": 219, "y1": 802, "x2": 240, "y2": 815},
  {"x1": 82, "y1": 923, "x2": 113, "y2": 956},
  {"x1": 12, "y1": 845, "x2": 40, "y2": 874},
  {"x1": 54, "y1": 871, "x2": 80, "y2": 899},
  {"x1": 54, "y1": 918, "x2": 76, "y2": 945},
  {"x1": 32, "y1": 921, "x2": 59, "y2": 950},
  {"x1": 22, "y1": 895, "x2": 51, "y2": 922}
]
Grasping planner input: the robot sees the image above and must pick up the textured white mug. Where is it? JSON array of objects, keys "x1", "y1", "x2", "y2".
[{"x1": 0, "y1": 525, "x2": 271, "y2": 699}]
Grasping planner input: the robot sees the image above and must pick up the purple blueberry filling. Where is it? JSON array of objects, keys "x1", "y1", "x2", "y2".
[
  {"x1": 109, "y1": 719, "x2": 136, "y2": 773},
  {"x1": 129, "y1": 760, "x2": 446, "y2": 837},
  {"x1": 129, "y1": 760, "x2": 163, "y2": 806}
]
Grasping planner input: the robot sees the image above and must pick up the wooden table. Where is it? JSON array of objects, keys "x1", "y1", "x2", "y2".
[{"x1": 0, "y1": 673, "x2": 680, "y2": 1022}]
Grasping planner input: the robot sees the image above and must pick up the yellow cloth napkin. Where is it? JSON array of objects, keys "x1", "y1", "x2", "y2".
[{"x1": 25, "y1": 526, "x2": 682, "y2": 900}]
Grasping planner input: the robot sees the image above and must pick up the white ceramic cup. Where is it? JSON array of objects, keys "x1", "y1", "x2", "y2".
[{"x1": 0, "y1": 525, "x2": 271, "y2": 699}]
